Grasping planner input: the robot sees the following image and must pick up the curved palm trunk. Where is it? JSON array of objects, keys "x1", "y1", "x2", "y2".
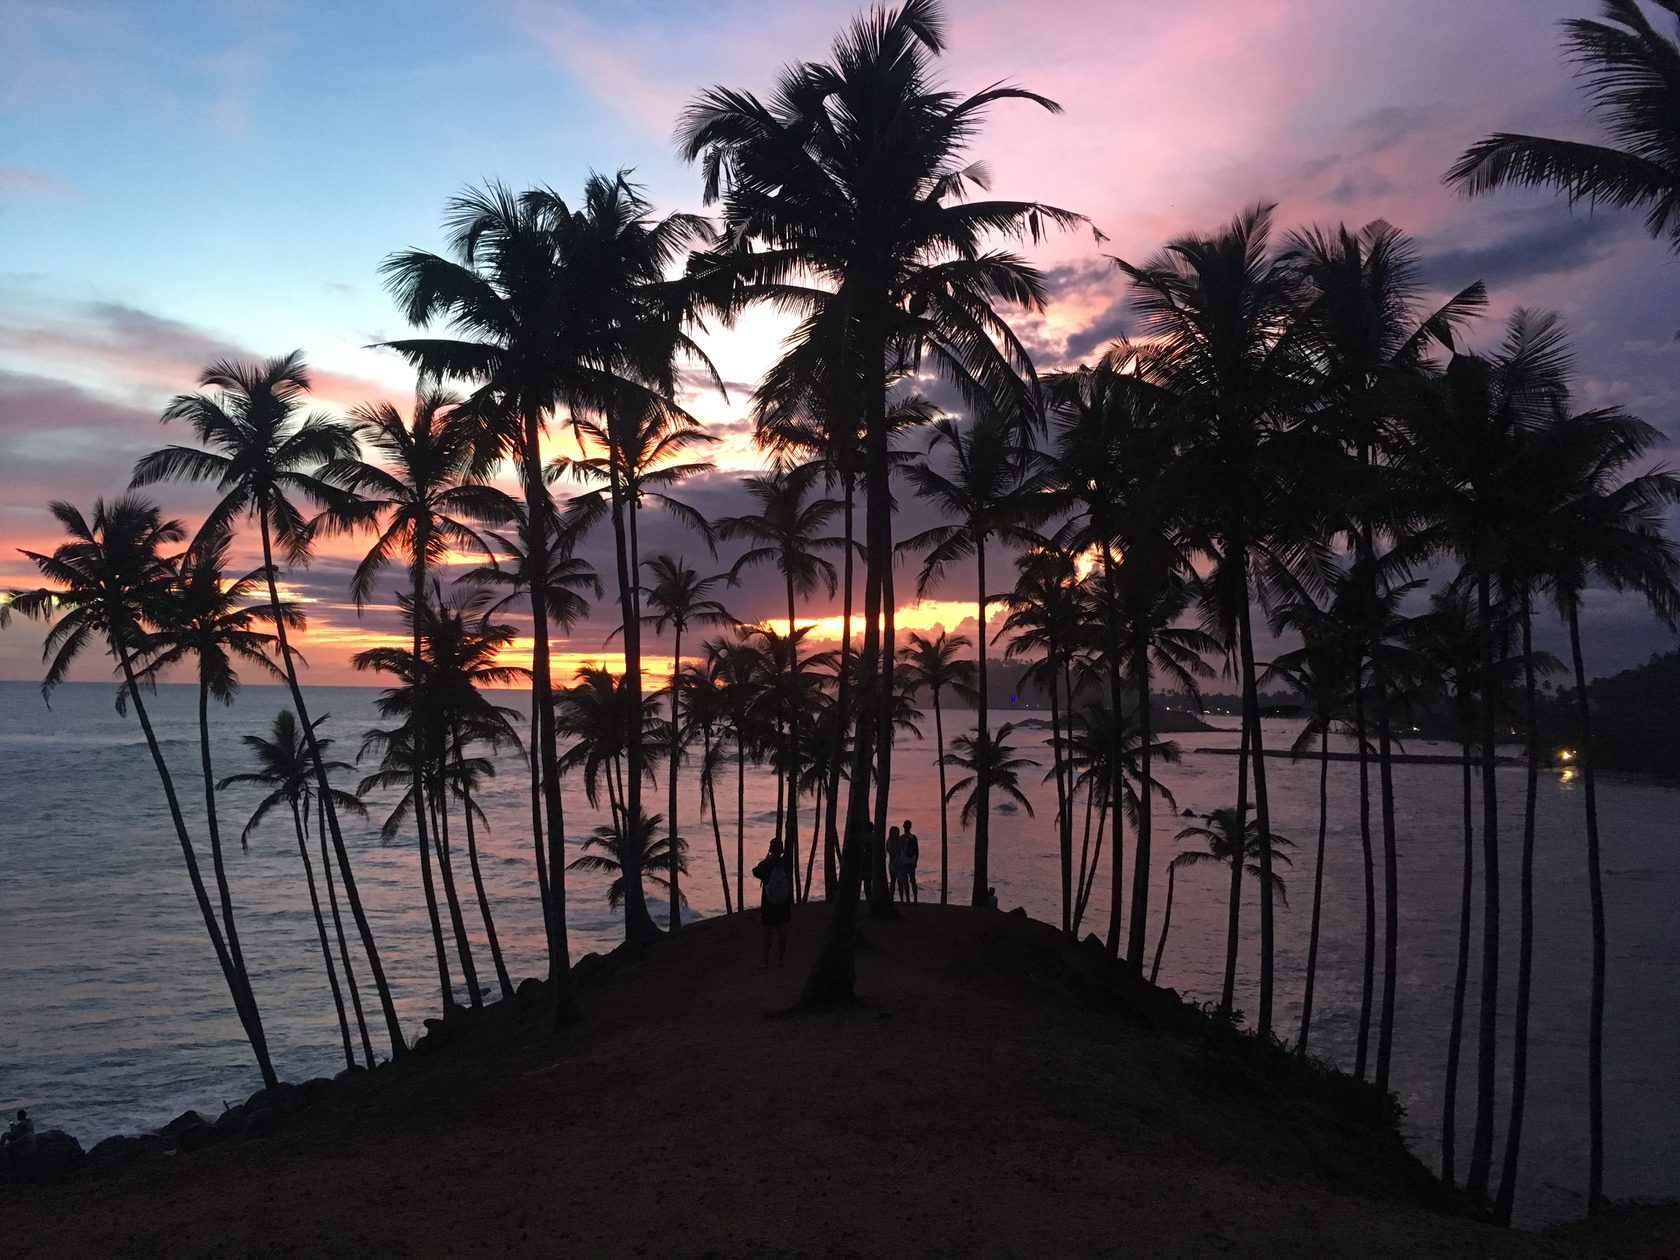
[
  {"x1": 257, "y1": 518, "x2": 405, "y2": 1054},
  {"x1": 1049, "y1": 663, "x2": 1069, "y2": 934},
  {"x1": 821, "y1": 476, "x2": 856, "y2": 902},
  {"x1": 802, "y1": 778, "x2": 823, "y2": 901},
  {"x1": 969, "y1": 535, "x2": 992, "y2": 907},
  {"x1": 1369, "y1": 645, "x2": 1402, "y2": 1094},
  {"x1": 1072, "y1": 769, "x2": 1097, "y2": 935},
  {"x1": 735, "y1": 734, "x2": 746, "y2": 913},
  {"x1": 1568, "y1": 604, "x2": 1607, "y2": 1214},
  {"x1": 1466, "y1": 572, "x2": 1502, "y2": 1204},
  {"x1": 115, "y1": 644, "x2": 277, "y2": 1089},
  {"x1": 529, "y1": 689, "x2": 554, "y2": 955},
  {"x1": 456, "y1": 751, "x2": 512, "y2": 1002},
  {"x1": 700, "y1": 726, "x2": 733, "y2": 913},
  {"x1": 668, "y1": 624, "x2": 684, "y2": 930},
  {"x1": 784, "y1": 579, "x2": 801, "y2": 902},
  {"x1": 195, "y1": 676, "x2": 274, "y2": 1087},
  {"x1": 1150, "y1": 863, "x2": 1176, "y2": 985},
  {"x1": 519, "y1": 414, "x2": 578, "y2": 1028},
  {"x1": 319, "y1": 796, "x2": 375, "y2": 1068},
  {"x1": 291, "y1": 799, "x2": 354, "y2": 1069},
  {"x1": 608, "y1": 458, "x2": 658, "y2": 943},
  {"x1": 1298, "y1": 727, "x2": 1331, "y2": 1056},
  {"x1": 1074, "y1": 798, "x2": 1108, "y2": 935},
  {"x1": 870, "y1": 530, "x2": 898, "y2": 918},
  {"x1": 416, "y1": 780, "x2": 454, "y2": 1010},
  {"x1": 1442, "y1": 715, "x2": 1475, "y2": 1186},
  {"x1": 430, "y1": 790, "x2": 482, "y2": 1011},
  {"x1": 1354, "y1": 680, "x2": 1377, "y2": 1081},
  {"x1": 1497, "y1": 590, "x2": 1541, "y2": 1224}
]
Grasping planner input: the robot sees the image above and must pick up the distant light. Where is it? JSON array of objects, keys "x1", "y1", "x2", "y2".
[{"x1": 1559, "y1": 749, "x2": 1576, "y2": 762}]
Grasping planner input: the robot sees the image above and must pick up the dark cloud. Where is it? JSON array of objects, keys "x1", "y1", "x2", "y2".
[
  {"x1": 1420, "y1": 207, "x2": 1633, "y2": 290},
  {"x1": 1062, "y1": 304, "x2": 1130, "y2": 363}
]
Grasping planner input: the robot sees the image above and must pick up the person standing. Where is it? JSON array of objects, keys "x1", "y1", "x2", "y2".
[
  {"x1": 901, "y1": 819, "x2": 920, "y2": 903},
  {"x1": 885, "y1": 825, "x2": 905, "y2": 903},
  {"x1": 752, "y1": 839, "x2": 792, "y2": 967}
]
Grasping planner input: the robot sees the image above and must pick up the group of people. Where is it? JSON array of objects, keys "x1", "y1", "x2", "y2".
[{"x1": 747, "y1": 819, "x2": 925, "y2": 968}]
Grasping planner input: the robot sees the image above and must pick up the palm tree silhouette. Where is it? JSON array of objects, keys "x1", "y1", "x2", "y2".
[
  {"x1": 1447, "y1": 1, "x2": 1680, "y2": 255},
  {"x1": 897, "y1": 630, "x2": 976, "y2": 905},
  {"x1": 220, "y1": 709, "x2": 373, "y2": 1069},
  {"x1": 1167, "y1": 806, "x2": 1293, "y2": 1018},
  {"x1": 719, "y1": 468, "x2": 841, "y2": 901},
  {"x1": 903, "y1": 414, "x2": 1043, "y2": 908},
  {"x1": 641, "y1": 554, "x2": 733, "y2": 930},
  {"x1": 570, "y1": 811, "x2": 688, "y2": 914},
  {"x1": 13, "y1": 497, "x2": 279, "y2": 1088},
  {"x1": 942, "y1": 721, "x2": 1038, "y2": 831},
  {"x1": 680, "y1": 0, "x2": 1085, "y2": 1003},
  {"x1": 1115, "y1": 205, "x2": 1310, "y2": 1038},
  {"x1": 129, "y1": 352, "x2": 406, "y2": 1056}
]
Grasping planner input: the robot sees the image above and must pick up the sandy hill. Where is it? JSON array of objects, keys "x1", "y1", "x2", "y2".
[{"x1": 2, "y1": 904, "x2": 1673, "y2": 1258}]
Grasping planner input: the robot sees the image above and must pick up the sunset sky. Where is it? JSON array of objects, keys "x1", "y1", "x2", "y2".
[{"x1": 3, "y1": 0, "x2": 1677, "y2": 686}]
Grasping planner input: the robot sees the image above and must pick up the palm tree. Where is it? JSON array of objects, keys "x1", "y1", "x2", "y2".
[
  {"x1": 220, "y1": 709, "x2": 372, "y2": 1070},
  {"x1": 569, "y1": 811, "x2": 688, "y2": 914},
  {"x1": 1116, "y1": 205, "x2": 1314, "y2": 1038},
  {"x1": 12, "y1": 497, "x2": 279, "y2": 1088},
  {"x1": 1262, "y1": 610, "x2": 1358, "y2": 1058},
  {"x1": 680, "y1": 0, "x2": 1085, "y2": 1004},
  {"x1": 1393, "y1": 311, "x2": 1574, "y2": 1203},
  {"x1": 642, "y1": 554, "x2": 733, "y2": 930},
  {"x1": 897, "y1": 630, "x2": 976, "y2": 904},
  {"x1": 380, "y1": 175, "x2": 718, "y2": 1008},
  {"x1": 1447, "y1": 1, "x2": 1680, "y2": 255},
  {"x1": 138, "y1": 533, "x2": 296, "y2": 1072},
  {"x1": 941, "y1": 721, "x2": 1038, "y2": 832},
  {"x1": 1168, "y1": 806, "x2": 1293, "y2": 1017},
  {"x1": 903, "y1": 414, "x2": 1043, "y2": 908},
  {"x1": 718, "y1": 467, "x2": 841, "y2": 901},
  {"x1": 703, "y1": 631, "x2": 771, "y2": 913},
  {"x1": 1513, "y1": 398, "x2": 1680, "y2": 1215},
  {"x1": 459, "y1": 507, "x2": 600, "y2": 966},
  {"x1": 681, "y1": 657, "x2": 736, "y2": 913},
  {"x1": 129, "y1": 352, "x2": 406, "y2": 1055},
  {"x1": 555, "y1": 666, "x2": 668, "y2": 862}
]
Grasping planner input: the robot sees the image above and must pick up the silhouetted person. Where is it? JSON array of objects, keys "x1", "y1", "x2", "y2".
[
  {"x1": 886, "y1": 824, "x2": 905, "y2": 902},
  {"x1": 901, "y1": 819, "x2": 920, "y2": 902},
  {"x1": 986, "y1": 886, "x2": 999, "y2": 911},
  {"x1": 3, "y1": 1109, "x2": 35, "y2": 1156},
  {"x1": 752, "y1": 839, "x2": 792, "y2": 967}
]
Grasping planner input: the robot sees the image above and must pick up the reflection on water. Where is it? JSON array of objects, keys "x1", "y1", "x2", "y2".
[{"x1": 0, "y1": 681, "x2": 1675, "y2": 1226}]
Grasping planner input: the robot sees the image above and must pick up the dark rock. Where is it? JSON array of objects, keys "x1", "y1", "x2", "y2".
[
  {"x1": 515, "y1": 976, "x2": 545, "y2": 1002},
  {"x1": 35, "y1": 1129, "x2": 84, "y2": 1175},
  {"x1": 573, "y1": 952, "x2": 604, "y2": 981},
  {"x1": 295, "y1": 1077, "x2": 335, "y2": 1108},
  {"x1": 334, "y1": 1063, "x2": 368, "y2": 1083},
  {"x1": 240, "y1": 1106, "x2": 274, "y2": 1140},
  {"x1": 174, "y1": 1118, "x2": 218, "y2": 1153},
  {"x1": 244, "y1": 1082, "x2": 299, "y2": 1114},
  {"x1": 160, "y1": 1109, "x2": 208, "y2": 1138},
  {"x1": 213, "y1": 1104, "x2": 248, "y2": 1133},
  {"x1": 86, "y1": 1133, "x2": 163, "y2": 1174},
  {"x1": 1007, "y1": 906, "x2": 1028, "y2": 918}
]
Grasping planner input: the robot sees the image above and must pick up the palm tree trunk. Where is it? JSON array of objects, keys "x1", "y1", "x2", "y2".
[
  {"x1": 803, "y1": 776, "x2": 822, "y2": 901},
  {"x1": 417, "y1": 779, "x2": 453, "y2": 1011},
  {"x1": 784, "y1": 579, "x2": 801, "y2": 901},
  {"x1": 257, "y1": 515, "x2": 405, "y2": 1054},
  {"x1": 1298, "y1": 727, "x2": 1331, "y2": 1056},
  {"x1": 517, "y1": 416, "x2": 579, "y2": 1028},
  {"x1": 822, "y1": 475, "x2": 856, "y2": 902},
  {"x1": 934, "y1": 690, "x2": 950, "y2": 907},
  {"x1": 1497, "y1": 588, "x2": 1541, "y2": 1224},
  {"x1": 1150, "y1": 863, "x2": 1176, "y2": 985},
  {"x1": 607, "y1": 458, "x2": 657, "y2": 943},
  {"x1": 1075, "y1": 797, "x2": 1108, "y2": 933},
  {"x1": 1101, "y1": 545, "x2": 1126, "y2": 959},
  {"x1": 1223, "y1": 689, "x2": 1249, "y2": 1015},
  {"x1": 115, "y1": 644, "x2": 277, "y2": 1089},
  {"x1": 318, "y1": 795, "x2": 374, "y2": 1068},
  {"x1": 530, "y1": 688, "x2": 554, "y2": 952},
  {"x1": 1442, "y1": 716, "x2": 1475, "y2": 1186},
  {"x1": 1466, "y1": 572, "x2": 1502, "y2": 1203},
  {"x1": 1049, "y1": 663, "x2": 1069, "y2": 934},
  {"x1": 701, "y1": 726, "x2": 732, "y2": 913},
  {"x1": 292, "y1": 799, "x2": 354, "y2": 1069},
  {"x1": 1235, "y1": 572, "x2": 1276, "y2": 1039},
  {"x1": 668, "y1": 624, "x2": 683, "y2": 931},
  {"x1": 969, "y1": 535, "x2": 992, "y2": 907},
  {"x1": 457, "y1": 753, "x2": 512, "y2": 1002},
  {"x1": 870, "y1": 522, "x2": 898, "y2": 917},
  {"x1": 735, "y1": 735, "x2": 746, "y2": 913},
  {"x1": 1354, "y1": 678, "x2": 1376, "y2": 1081},
  {"x1": 1072, "y1": 770, "x2": 1096, "y2": 935},
  {"x1": 1369, "y1": 643, "x2": 1402, "y2": 1094},
  {"x1": 1127, "y1": 647, "x2": 1154, "y2": 969},
  {"x1": 804, "y1": 350, "x2": 888, "y2": 1005},
  {"x1": 1568, "y1": 603, "x2": 1607, "y2": 1214}
]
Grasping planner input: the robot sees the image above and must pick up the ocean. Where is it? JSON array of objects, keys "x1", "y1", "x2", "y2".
[{"x1": 0, "y1": 679, "x2": 1674, "y2": 1227}]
